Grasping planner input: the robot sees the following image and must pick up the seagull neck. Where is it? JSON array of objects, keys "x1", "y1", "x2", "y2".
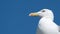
[{"x1": 42, "y1": 16, "x2": 54, "y2": 21}]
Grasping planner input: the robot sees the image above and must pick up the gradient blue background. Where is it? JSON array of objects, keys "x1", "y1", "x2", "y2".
[{"x1": 0, "y1": 0, "x2": 60, "y2": 34}]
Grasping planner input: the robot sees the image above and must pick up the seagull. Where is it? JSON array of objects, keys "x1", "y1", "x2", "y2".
[{"x1": 29, "y1": 9, "x2": 60, "y2": 34}]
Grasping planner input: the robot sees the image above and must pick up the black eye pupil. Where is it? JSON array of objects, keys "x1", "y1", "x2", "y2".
[{"x1": 42, "y1": 10, "x2": 45, "y2": 12}]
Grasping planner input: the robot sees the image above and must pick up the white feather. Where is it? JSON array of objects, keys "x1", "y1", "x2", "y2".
[{"x1": 36, "y1": 9, "x2": 60, "y2": 34}]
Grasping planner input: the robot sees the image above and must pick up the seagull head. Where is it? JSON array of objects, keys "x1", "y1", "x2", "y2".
[{"x1": 29, "y1": 9, "x2": 54, "y2": 20}]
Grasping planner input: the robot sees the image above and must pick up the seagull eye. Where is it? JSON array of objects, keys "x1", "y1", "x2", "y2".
[{"x1": 42, "y1": 10, "x2": 45, "y2": 12}]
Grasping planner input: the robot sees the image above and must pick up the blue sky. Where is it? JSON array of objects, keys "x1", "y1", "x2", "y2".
[{"x1": 0, "y1": 0, "x2": 60, "y2": 34}]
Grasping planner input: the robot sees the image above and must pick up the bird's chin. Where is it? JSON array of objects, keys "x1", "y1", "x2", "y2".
[
  {"x1": 39, "y1": 16, "x2": 42, "y2": 18},
  {"x1": 38, "y1": 15, "x2": 43, "y2": 18}
]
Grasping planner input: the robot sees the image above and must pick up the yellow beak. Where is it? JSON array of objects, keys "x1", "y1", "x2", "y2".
[{"x1": 29, "y1": 13, "x2": 39, "y2": 16}]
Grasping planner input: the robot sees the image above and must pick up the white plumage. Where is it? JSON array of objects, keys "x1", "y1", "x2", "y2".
[{"x1": 29, "y1": 9, "x2": 60, "y2": 34}]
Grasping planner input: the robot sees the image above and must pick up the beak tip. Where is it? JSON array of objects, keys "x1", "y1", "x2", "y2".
[
  {"x1": 29, "y1": 15, "x2": 31, "y2": 16},
  {"x1": 29, "y1": 14, "x2": 31, "y2": 16},
  {"x1": 29, "y1": 13, "x2": 33, "y2": 16}
]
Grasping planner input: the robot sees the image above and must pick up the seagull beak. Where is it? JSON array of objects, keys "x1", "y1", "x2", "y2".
[{"x1": 29, "y1": 12, "x2": 39, "y2": 16}]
